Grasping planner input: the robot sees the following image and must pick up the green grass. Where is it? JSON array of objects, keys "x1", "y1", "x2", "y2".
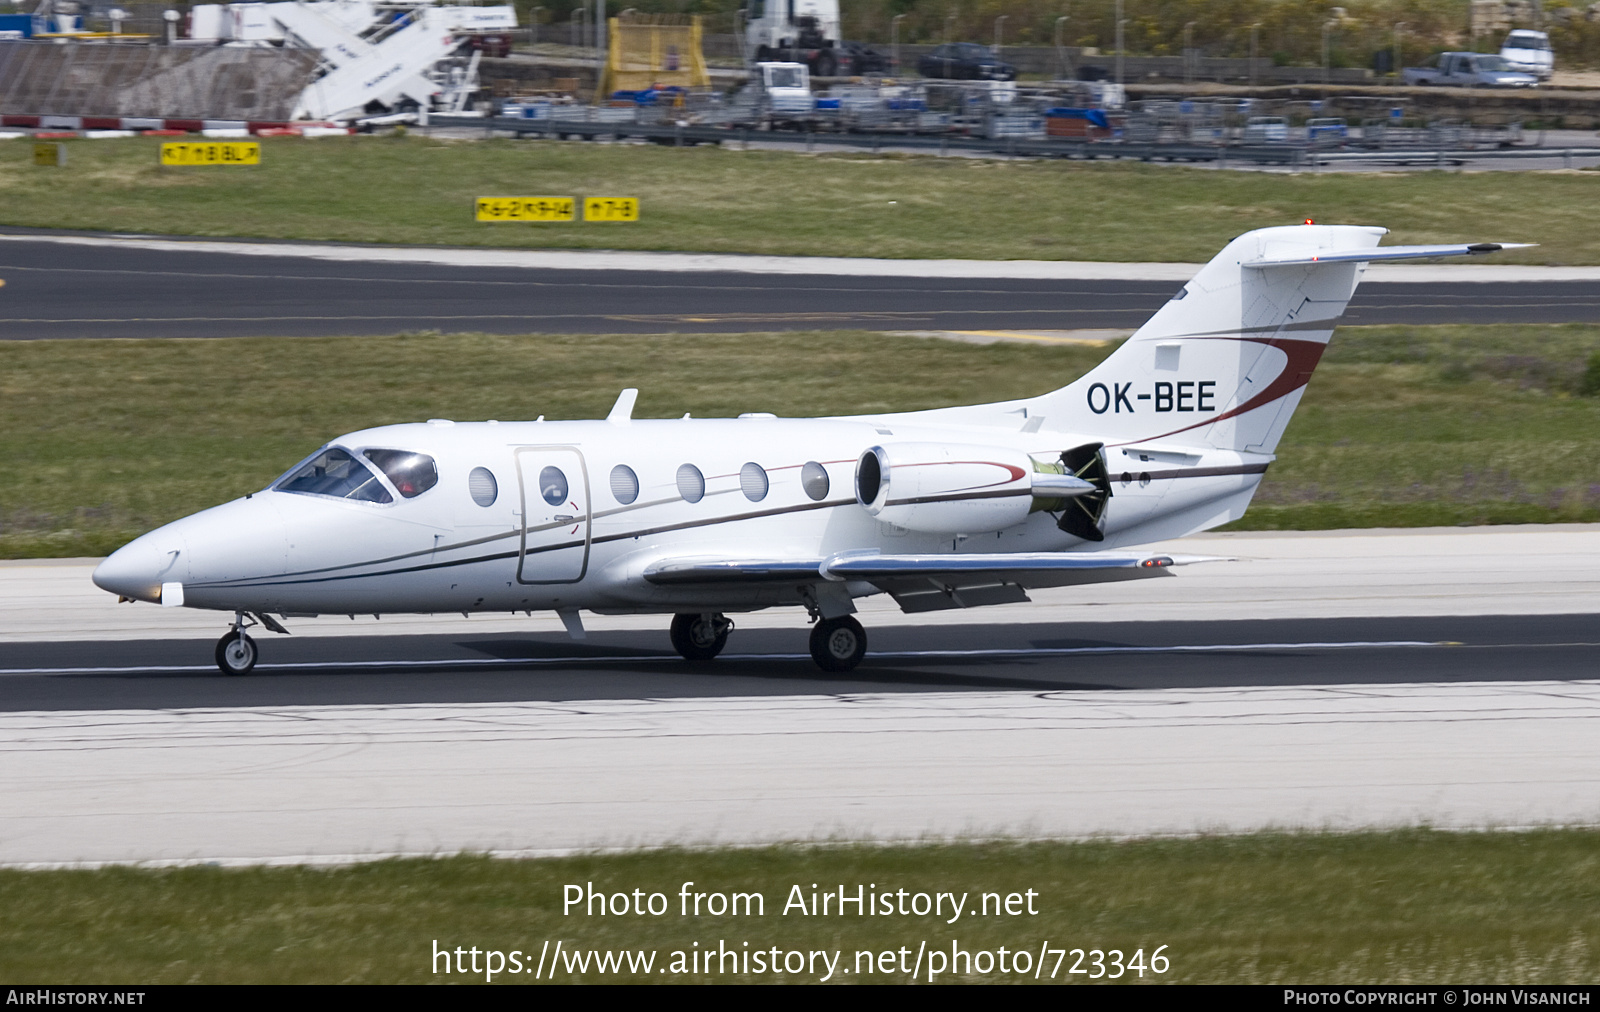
[
  {"x1": 7, "y1": 324, "x2": 1600, "y2": 558},
  {"x1": 2, "y1": 830, "x2": 1597, "y2": 983},
  {"x1": 0, "y1": 135, "x2": 1590, "y2": 262}
]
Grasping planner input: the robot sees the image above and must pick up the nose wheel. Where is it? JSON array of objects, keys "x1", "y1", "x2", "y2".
[
  {"x1": 809, "y1": 615, "x2": 867, "y2": 672},
  {"x1": 215, "y1": 630, "x2": 258, "y2": 676},
  {"x1": 670, "y1": 612, "x2": 733, "y2": 661}
]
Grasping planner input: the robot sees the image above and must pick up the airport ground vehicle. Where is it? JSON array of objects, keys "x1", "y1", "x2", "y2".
[
  {"x1": 92, "y1": 226, "x2": 1526, "y2": 676},
  {"x1": 1403, "y1": 52, "x2": 1538, "y2": 87},
  {"x1": 1500, "y1": 30, "x2": 1553, "y2": 80},
  {"x1": 918, "y1": 42, "x2": 1016, "y2": 81},
  {"x1": 746, "y1": 0, "x2": 846, "y2": 76}
]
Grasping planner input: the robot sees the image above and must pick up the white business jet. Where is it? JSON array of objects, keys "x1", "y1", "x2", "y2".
[{"x1": 92, "y1": 224, "x2": 1526, "y2": 674}]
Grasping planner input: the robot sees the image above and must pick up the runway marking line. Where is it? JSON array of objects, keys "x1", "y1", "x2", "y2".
[{"x1": 0, "y1": 639, "x2": 1450, "y2": 676}]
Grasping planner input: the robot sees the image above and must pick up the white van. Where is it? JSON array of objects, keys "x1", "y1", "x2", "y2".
[{"x1": 1500, "y1": 30, "x2": 1554, "y2": 81}]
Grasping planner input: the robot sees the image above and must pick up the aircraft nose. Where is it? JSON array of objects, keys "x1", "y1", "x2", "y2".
[{"x1": 92, "y1": 529, "x2": 186, "y2": 604}]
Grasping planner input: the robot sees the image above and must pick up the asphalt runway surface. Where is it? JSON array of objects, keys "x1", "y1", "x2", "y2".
[
  {"x1": 3, "y1": 612, "x2": 1593, "y2": 713},
  {"x1": 2, "y1": 235, "x2": 1598, "y2": 337}
]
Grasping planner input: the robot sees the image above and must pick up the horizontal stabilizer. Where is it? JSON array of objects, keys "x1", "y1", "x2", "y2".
[{"x1": 1243, "y1": 242, "x2": 1535, "y2": 267}]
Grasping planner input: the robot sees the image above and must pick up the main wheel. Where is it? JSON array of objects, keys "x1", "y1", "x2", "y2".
[
  {"x1": 670, "y1": 612, "x2": 731, "y2": 661},
  {"x1": 809, "y1": 615, "x2": 867, "y2": 672},
  {"x1": 215, "y1": 631, "x2": 258, "y2": 676}
]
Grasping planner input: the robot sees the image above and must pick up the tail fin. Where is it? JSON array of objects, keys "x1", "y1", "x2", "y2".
[{"x1": 1031, "y1": 223, "x2": 1385, "y2": 454}]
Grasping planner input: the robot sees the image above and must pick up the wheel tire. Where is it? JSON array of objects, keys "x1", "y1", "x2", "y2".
[
  {"x1": 809, "y1": 616, "x2": 867, "y2": 672},
  {"x1": 816, "y1": 51, "x2": 837, "y2": 78},
  {"x1": 215, "y1": 631, "x2": 258, "y2": 676},
  {"x1": 670, "y1": 613, "x2": 731, "y2": 661}
]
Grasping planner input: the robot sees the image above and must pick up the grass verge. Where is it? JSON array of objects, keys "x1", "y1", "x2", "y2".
[
  {"x1": 5, "y1": 324, "x2": 1600, "y2": 558},
  {"x1": 2, "y1": 830, "x2": 1597, "y2": 983},
  {"x1": 0, "y1": 135, "x2": 1589, "y2": 263}
]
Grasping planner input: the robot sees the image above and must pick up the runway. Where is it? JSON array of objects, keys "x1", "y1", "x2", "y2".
[
  {"x1": 4, "y1": 527, "x2": 1600, "y2": 864},
  {"x1": 2, "y1": 231, "x2": 1598, "y2": 338}
]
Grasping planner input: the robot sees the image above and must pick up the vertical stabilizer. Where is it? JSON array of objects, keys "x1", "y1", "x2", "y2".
[{"x1": 1029, "y1": 223, "x2": 1385, "y2": 453}]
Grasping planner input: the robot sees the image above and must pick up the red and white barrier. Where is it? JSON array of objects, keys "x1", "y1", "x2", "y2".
[{"x1": 0, "y1": 115, "x2": 351, "y2": 136}]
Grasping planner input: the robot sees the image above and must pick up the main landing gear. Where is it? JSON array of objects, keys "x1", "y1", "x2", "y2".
[
  {"x1": 809, "y1": 615, "x2": 867, "y2": 672},
  {"x1": 670, "y1": 612, "x2": 733, "y2": 661},
  {"x1": 667, "y1": 611, "x2": 869, "y2": 672}
]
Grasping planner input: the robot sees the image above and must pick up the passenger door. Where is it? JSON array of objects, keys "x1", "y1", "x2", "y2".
[{"x1": 514, "y1": 446, "x2": 591, "y2": 584}]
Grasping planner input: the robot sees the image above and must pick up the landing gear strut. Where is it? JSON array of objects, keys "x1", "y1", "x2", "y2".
[
  {"x1": 809, "y1": 615, "x2": 867, "y2": 672},
  {"x1": 215, "y1": 612, "x2": 258, "y2": 675},
  {"x1": 670, "y1": 612, "x2": 732, "y2": 661}
]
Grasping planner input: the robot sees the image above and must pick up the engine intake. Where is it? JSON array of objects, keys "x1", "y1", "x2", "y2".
[{"x1": 855, "y1": 443, "x2": 1088, "y2": 535}]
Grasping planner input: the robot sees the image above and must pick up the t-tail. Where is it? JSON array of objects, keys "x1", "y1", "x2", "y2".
[{"x1": 1014, "y1": 223, "x2": 1529, "y2": 545}]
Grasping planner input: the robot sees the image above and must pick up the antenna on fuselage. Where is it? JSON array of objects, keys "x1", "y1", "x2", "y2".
[{"x1": 607, "y1": 388, "x2": 639, "y2": 424}]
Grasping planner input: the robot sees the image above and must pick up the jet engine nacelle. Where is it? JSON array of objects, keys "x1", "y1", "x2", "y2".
[{"x1": 854, "y1": 442, "x2": 1042, "y2": 535}]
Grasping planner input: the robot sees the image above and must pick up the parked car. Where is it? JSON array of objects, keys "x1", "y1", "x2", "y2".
[
  {"x1": 917, "y1": 43, "x2": 1016, "y2": 81},
  {"x1": 840, "y1": 40, "x2": 892, "y2": 75},
  {"x1": 1403, "y1": 52, "x2": 1538, "y2": 88},
  {"x1": 1499, "y1": 30, "x2": 1554, "y2": 81}
]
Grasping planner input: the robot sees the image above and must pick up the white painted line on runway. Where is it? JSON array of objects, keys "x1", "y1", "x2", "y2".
[
  {"x1": 0, "y1": 232, "x2": 1584, "y2": 283},
  {"x1": 0, "y1": 639, "x2": 1450, "y2": 676}
]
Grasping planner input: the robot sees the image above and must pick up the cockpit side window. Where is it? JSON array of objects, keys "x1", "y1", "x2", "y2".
[
  {"x1": 275, "y1": 447, "x2": 393, "y2": 504},
  {"x1": 363, "y1": 449, "x2": 439, "y2": 499}
]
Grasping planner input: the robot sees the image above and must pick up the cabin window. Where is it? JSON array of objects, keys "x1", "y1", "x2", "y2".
[
  {"x1": 610, "y1": 464, "x2": 640, "y2": 505},
  {"x1": 801, "y1": 461, "x2": 830, "y2": 501},
  {"x1": 276, "y1": 447, "x2": 392, "y2": 504},
  {"x1": 363, "y1": 449, "x2": 439, "y2": 498},
  {"x1": 740, "y1": 462, "x2": 769, "y2": 502},
  {"x1": 468, "y1": 467, "x2": 498, "y2": 507},
  {"x1": 539, "y1": 466, "x2": 569, "y2": 506},
  {"x1": 676, "y1": 463, "x2": 705, "y2": 503}
]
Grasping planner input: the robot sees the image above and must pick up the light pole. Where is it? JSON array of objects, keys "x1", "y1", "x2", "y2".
[
  {"x1": 530, "y1": 5, "x2": 544, "y2": 49},
  {"x1": 1322, "y1": 17, "x2": 1335, "y2": 89},
  {"x1": 570, "y1": 6, "x2": 585, "y2": 48},
  {"x1": 945, "y1": 9, "x2": 957, "y2": 78},
  {"x1": 1114, "y1": 0, "x2": 1124, "y2": 86},
  {"x1": 1393, "y1": 22, "x2": 1405, "y2": 83},
  {"x1": 1055, "y1": 14, "x2": 1071, "y2": 80},
  {"x1": 1183, "y1": 20, "x2": 1196, "y2": 85},
  {"x1": 891, "y1": 13, "x2": 907, "y2": 74},
  {"x1": 1250, "y1": 22, "x2": 1259, "y2": 87},
  {"x1": 994, "y1": 14, "x2": 1007, "y2": 56}
]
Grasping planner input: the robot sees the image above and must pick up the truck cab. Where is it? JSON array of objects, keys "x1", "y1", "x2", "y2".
[
  {"x1": 1499, "y1": 30, "x2": 1553, "y2": 81},
  {"x1": 746, "y1": 0, "x2": 844, "y2": 77}
]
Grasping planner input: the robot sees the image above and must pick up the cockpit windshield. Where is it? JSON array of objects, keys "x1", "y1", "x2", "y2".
[
  {"x1": 363, "y1": 449, "x2": 439, "y2": 498},
  {"x1": 274, "y1": 447, "x2": 393, "y2": 503}
]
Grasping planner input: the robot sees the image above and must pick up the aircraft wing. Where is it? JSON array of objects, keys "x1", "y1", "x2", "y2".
[{"x1": 643, "y1": 552, "x2": 1225, "y2": 613}]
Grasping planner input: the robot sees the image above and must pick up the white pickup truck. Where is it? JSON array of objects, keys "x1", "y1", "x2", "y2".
[{"x1": 1403, "y1": 52, "x2": 1538, "y2": 88}]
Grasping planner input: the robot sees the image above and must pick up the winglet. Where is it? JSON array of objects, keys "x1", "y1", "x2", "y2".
[{"x1": 607, "y1": 388, "x2": 639, "y2": 424}]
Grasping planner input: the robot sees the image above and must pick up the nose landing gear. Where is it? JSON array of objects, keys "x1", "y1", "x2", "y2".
[
  {"x1": 216, "y1": 614, "x2": 258, "y2": 676},
  {"x1": 212, "y1": 611, "x2": 290, "y2": 675}
]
